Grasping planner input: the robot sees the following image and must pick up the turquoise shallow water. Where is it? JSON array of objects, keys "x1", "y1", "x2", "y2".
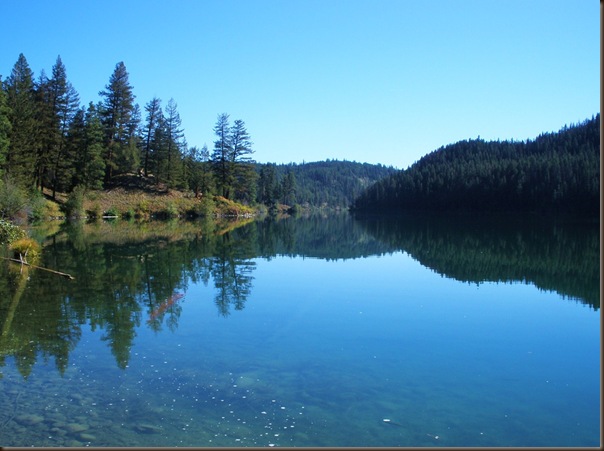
[{"x1": 0, "y1": 216, "x2": 600, "y2": 446}]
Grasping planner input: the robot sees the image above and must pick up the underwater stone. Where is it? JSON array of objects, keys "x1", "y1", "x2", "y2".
[
  {"x1": 50, "y1": 427, "x2": 67, "y2": 436},
  {"x1": 14, "y1": 414, "x2": 45, "y2": 426},
  {"x1": 134, "y1": 423, "x2": 162, "y2": 434},
  {"x1": 65, "y1": 422, "x2": 89, "y2": 433},
  {"x1": 79, "y1": 433, "x2": 96, "y2": 441}
]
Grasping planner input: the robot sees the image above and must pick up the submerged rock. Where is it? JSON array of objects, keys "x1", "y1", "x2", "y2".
[
  {"x1": 14, "y1": 414, "x2": 45, "y2": 426},
  {"x1": 134, "y1": 423, "x2": 162, "y2": 434},
  {"x1": 65, "y1": 422, "x2": 89, "y2": 433},
  {"x1": 79, "y1": 432, "x2": 96, "y2": 441},
  {"x1": 50, "y1": 427, "x2": 67, "y2": 436}
]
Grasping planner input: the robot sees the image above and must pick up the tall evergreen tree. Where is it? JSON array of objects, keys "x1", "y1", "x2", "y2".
[
  {"x1": 257, "y1": 164, "x2": 278, "y2": 206},
  {"x1": 4, "y1": 53, "x2": 38, "y2": 188},
  {"x1": 98, "y1": 61, "x2": 136, "y2": 182},
  {"x1": 151, "y1": 113, "x2": 167, "y2": 183},
  {"x1": 211, "y1": 113, "x2": 233, "y2": 198},
  {"x1": 45, "y1": 56, "x2": 80, "y2": 197},
  {"x1": 230, "y1": 119, "x2": 253, "y2": 164},
  {"x1": 34, "y1": 70, "x2": 54, "y2": 191},
  {"x1": 0, "y1": 77, "x2": 11, "y2": 179},
  {"x1": 230, "y1": 119, "x2": 256, "y2": 202},
  {"x1": 66, "y1": 107, "x2": 86, "y2": 188},
  {"x1": 115, "y1": 102, "x2": 141, "y2": 175},
  {"x1": 185, "y1": 144, "x2": 214, "y2": 197},
  {"x1": 142, "y1": 97, "x2": 162, "y2": 177},
  {"x1": 281, "y1": 169, "x2": 297, "y2": 205},
  {"x1": 163, "y1": 98, "x2": 184, "y2": 187},
  {"x1": 69, "y1": 103, "x2": 105, "y2": 190},
  {"x1": 82, "y1": 103, "x2": 106, "y2": 190}
]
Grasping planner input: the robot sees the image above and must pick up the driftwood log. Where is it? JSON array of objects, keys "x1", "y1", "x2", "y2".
[{"x1": 1, "y1": 256, "x2": 75, "y2": 280}]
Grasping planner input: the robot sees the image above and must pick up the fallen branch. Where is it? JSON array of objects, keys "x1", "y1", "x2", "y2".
[{"x1": 0, "y1": 256, "x2": 75, "y2": 280}]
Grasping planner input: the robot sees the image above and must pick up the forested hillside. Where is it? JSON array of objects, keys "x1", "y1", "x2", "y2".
[
  {"x1": 0, "y1": 53, "x2": 394, "y2": 219},
  {"x1": 0, "y1": 54, "x2": 262, "y2": 208},
  {"x1": 256, "y1": 160, "x2": 397, "y2": 208},
  {"x1": 352, "y1": 114, "x2": 600, "y2": 216}
]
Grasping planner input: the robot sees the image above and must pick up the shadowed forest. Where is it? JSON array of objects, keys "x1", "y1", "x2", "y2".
[{"x1": 352, "y1": 115, "x2": 599, "y2": 216}]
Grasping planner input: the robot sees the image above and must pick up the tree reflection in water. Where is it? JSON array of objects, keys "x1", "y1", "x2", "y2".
[{"x1": 0, "y1": 212, "x2": 598, "y2": 377}]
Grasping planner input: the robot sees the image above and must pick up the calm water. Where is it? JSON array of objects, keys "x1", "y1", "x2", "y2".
[{"x1": 0, "y1": 213, "x2": 600, "y2": 447}]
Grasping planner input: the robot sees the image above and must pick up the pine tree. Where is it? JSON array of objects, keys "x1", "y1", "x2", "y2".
[
  {"x1": 66, "y1": 107, "x2": 86, "y2": 188},
  {"x1": 198, "y1": 144, "x2": 214, "y2": 195},
  {"x1": 211, "y1": 113, "x2": 233, "y2": 198},
  {"x1": 185, "y1": 144, "x2": 214, "y2": 197},
  {"x1": 115, "y1": 103, "x2": 141, "y2": 175},
  {"x1": 257, "y1": 164, "x2": 278, "y2": 206},
  {"x1": 230, "y1": 119, "x2": 253, "y2": 164},
  {"x1": 83, "y1": 103, "x2": 107, "y2": 190},
  {"x1": 34, "y1": 70, "x2": 54, "y2": 191},
  {"x1": 99, "y1": 61, "x2": 136, "y2": 182},
  {"x1": 4, "y1": 54, "x2": 39, "y2": 188},
  {"x1": 281, "y1": 170, "x2": 297, "y2": 205},
  {"x1": 0, "y1": 77, "x2": 11, "y2": 179},
  {"x1": 229, "y1": 119, "x2": 256, "y2": 202},
  {"x1": 163, "y1": 98, "x2": 184, "y2": 187},
  {"x1": 151, "y1": 114, "x2": 167, "y2": 183},
  {"x1": 142, "y1": 97, "x2": 162, "y2": 177},
  {"x1": 70, "y1": 103, "x2": 105, "y2": 191},
  {"x1": 178, "y1": 137, "x2": 189, "y2": 190},
  {"x1": 46, "y1": 56, "x2": 80, "y2": 197}
]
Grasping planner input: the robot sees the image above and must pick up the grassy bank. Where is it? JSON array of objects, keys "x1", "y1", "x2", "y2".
[
  {"x1": 79, "y1": 189, "x2": 255, "y2": 220},
  {"x1": 43, "y1": 173, "x2": 256, "y2": 220}
]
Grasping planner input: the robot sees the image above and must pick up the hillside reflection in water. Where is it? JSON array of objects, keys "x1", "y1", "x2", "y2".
[{"x1": 0, "y1": 213, "x2": 599, "y2": 447}]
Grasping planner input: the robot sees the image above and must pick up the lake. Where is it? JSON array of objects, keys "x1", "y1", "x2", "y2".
[{"x1": 0, "y1": 213, "x2": 600, "y2": 447}]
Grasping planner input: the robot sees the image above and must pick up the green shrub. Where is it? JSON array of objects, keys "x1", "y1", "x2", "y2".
[
  {"x1": 0, "y1": 177, "x2": 27, "y2": 220},
  {"x1": 30, "y1": 193, "x2": 62, "y2": 221},
  {"x1": 195, "y1": 196, "x2": 216, "y2": 217},
  {"x1": 136, "y1": 200, "x2": 150, "y2": 218},
  {"x1": 165, "y1": 202, "x2": 179, "y2": 219},
  {"x1": 104, "y1": 206, "x2": 119, "y2": 217},
  {"x1": 9, "y1": 237, "x2": 41, "y2": 265},
  {"x1": 64, "y1": 185, "x2": 86, "y2": 218},
  {"x1": 0, "y1": 219, "x2": 26, "y2": 245},
  {"x1": 123, "y1": 208, "x2": 135, "y2": 220},
  {"x1": 28, "y1": 190, "x2": 46, "y2": 222},
  {"x1": 87, "y1": 203, "x2": 102, "y2": 219},
  {"x1": 45, "y1": 199, "x2": 63, "y2": 219}
]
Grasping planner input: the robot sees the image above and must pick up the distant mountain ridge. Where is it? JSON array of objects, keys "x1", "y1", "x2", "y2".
[
  {"x1": 352, "y1": 114, "x2": 600, "y2": 216},
  {"x1": 255, "y1": 159, "x2": 398, "y2": 208}
]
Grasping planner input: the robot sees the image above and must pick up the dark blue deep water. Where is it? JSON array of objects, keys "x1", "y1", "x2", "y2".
[{"x1": 0, "y1": 214, "x2": 599, "y2": 446}]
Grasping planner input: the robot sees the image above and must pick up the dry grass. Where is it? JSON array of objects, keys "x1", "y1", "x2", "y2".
[
  {"x1": 9, "y1": 237, "x2": 42, "y2": 264},
  {"x1": 83, "y1": 187, "x2": 199, "y2": 219},
  {"x1": 44, "y1": 173, "x2": 257, "y2": 219}
]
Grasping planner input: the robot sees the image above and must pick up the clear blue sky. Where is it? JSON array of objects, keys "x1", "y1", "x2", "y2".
[{"x1": 0, "y1": 0, "x2": 598, "y2": 169}]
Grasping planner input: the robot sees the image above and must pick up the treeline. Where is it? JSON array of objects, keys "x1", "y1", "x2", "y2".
[
  {"x1": 256, "y1": 160, "x2": 397, "y2": 209},
  {"x1": 0, "y1": 53, "x2": 397, "y2": 218},
  {"x1": 352, "y1": 114, "x2": 600, "y2": 216},
  {"x1": 0, "y1": 53, "x2": 257, "y2": 207}
]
